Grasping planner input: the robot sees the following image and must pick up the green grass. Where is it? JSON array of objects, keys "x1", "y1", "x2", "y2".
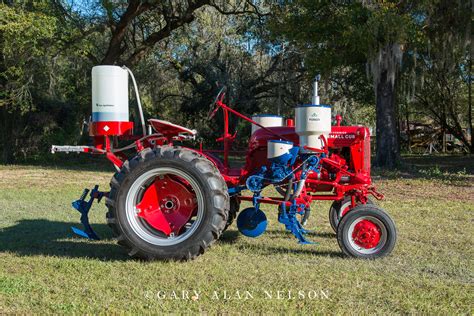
[{"x1": 0, "y1": 156, "x2": 473, "y2": 314}]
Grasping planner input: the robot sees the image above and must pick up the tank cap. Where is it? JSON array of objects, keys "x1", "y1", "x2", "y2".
[
  {"x1": 268, "y1": 139, "x2": 293, "y2": 145},
  {"x1": 295, "y1": 104, "x2": 332, "y2": 108},
  {"x1": 252, "y1": 114, "x2": 283, "y2": 118}
]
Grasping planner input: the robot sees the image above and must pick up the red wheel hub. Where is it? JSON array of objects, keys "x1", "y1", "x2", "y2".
[
  {"x1": 351, "y1": 220, "x2": 381, "y2": 249},
  {"x1": 136, "y1": 175, "x2": 197, "y2": 236}
]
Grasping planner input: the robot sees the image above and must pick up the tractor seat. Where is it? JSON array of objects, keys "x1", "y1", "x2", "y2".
[{"x1": 148, "y1": 119, "x2": 197, "y2": 139}]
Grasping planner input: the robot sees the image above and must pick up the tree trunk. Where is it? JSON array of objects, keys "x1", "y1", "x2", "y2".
[
  {"x1": 1, "y1": 106, "x2": 14, "y2": 164},
  {"x1": 372, "y1": 45, "x2": 401, "y2": 168},
  {"x1": 441, "y1": 102, "x2": 447, "y2": 153},
  {"x1": 468, "y1": 53, "x2": 473, "y2": 153},
  {"x1": 405, "y1": 102, "x2": 411, "y2": 153},
  {"x1": 375, "y1": 71, "x2": 400, "y2": 168}
]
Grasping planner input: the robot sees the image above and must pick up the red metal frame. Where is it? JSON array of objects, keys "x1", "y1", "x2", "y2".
[
  {"x1": 89, "y1": 121, "x2": 134, "y2": 137},
  {"x1": 80, "y1": 95, "x2": 382, "y2": 211},
  {"x1": 201, "y1": 98, "x2": 383, "y2": 205}
]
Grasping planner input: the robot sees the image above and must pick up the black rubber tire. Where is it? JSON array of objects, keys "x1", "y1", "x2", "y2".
[
  {"x1": 337, "y1": 205, "x2": 397, "y2": 259},
  {"x1": 105, "y1": 146, "x2": 229, "y2": 261},
  {"x1": 275, "y1": 185, "x2": 287, "y2": 197},
  {"x1": 224, "y1": 196, "x2": 240, "y2": 231},
  {"x1": 329, "y1": 196, "x2": 374, "y2": 232}
]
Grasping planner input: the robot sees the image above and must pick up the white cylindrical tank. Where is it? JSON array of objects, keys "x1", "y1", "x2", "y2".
[
  {"x1": 251, "y1": 114, "x2": 284, "y2": 134},
  {"x1": 267, "y1": 140, "x2": 293, "y2": 160},
  {"x1": 92, "y1": 65, "x2": 129, "y2": 122},
  {"x1": 295, "y1": 104, "x2": 331, "y2": 151}
]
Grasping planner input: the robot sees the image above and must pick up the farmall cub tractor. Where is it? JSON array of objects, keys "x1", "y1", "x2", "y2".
[{"x1": 52, "y1": 66, "x2": 397, "y2": 260}]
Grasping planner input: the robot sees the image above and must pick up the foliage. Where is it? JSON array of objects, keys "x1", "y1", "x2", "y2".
[
  {"x1": 271, "y1": 0, "x2": 472, "y2": 161},
  {"x1": 0, "y1": 0, "x2": 471, "y2": 163},
  {"x1": 270, "y1": 0, "x2": 428, "y2": 167},
  {"x1": 0, "y1": 3, "x2": 57, "y2": 111},
  {"x1": 0, "y1": 2, "x2": 99, "y2": 162},
  {"x1": 404, "y1": 0, "x2": 472, "y2": 151}
]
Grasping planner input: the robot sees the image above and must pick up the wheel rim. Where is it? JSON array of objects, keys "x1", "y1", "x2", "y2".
[
  {"x1": 347, "y1": 216, "x2": 387, "y2": 255},
  {"x1": 125, "y1": 167, "x2": 204, "y2": 246}
]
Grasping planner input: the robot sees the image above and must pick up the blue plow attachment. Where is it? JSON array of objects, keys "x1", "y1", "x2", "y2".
[{"x1": 71, "y1": 185, "x2": 106, "y2": 240}]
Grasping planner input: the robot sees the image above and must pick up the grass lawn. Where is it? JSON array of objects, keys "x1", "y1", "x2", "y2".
[{"x1": 0, "y1": 155, "x2": 472, "y2": 313}]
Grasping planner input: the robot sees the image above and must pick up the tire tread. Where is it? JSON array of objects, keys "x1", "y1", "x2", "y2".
[{"x1": 106, "y1": 146, "x2": 229, "y2": 260}]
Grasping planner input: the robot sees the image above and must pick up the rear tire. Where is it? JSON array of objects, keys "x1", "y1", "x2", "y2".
[
  {"x1": 106, "y1": 146, "x2": 229, "y2": 260},
  {"x1": 223, "y1": 196, "x2": 240, "y2": 231},
  {"x1": 329, "y1": 196, "x2": 374, "y2": 232},
  {"x1": 337, "y1": 205, "x2": 396, "y2": 259}
]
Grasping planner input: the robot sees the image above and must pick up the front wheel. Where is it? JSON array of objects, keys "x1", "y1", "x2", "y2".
[
  {"x1": 329, "y1": 196, "x2": 374, "y2": 232},
  {"x1": 106, "y1": 146, "x2": 229, "y2": 260},
  {"x1": 337, "y1": 205, "x2": 396, "y2": 259}
]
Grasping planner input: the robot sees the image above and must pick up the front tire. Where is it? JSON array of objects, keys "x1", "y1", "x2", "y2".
[
  {"x1": 106, "y1": 146, "x2": 229, "y2": 260},
  {"x1": 337, "y1": 205, "x2": 396, "y2": 259},
  {"x1": 329, "y1": 196, "x2": 374, "y2": 232}
]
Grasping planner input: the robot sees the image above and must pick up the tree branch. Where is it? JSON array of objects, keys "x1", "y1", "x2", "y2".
[
  {"x1": 208, "y1": 0, "x2": 270, "y2": 17},
  {"x1": 124, "y1": 0, "x2": 211, "y2": 66},
  {"x1": 101, "y1": 0, "x2": 153, "y2": 65}
]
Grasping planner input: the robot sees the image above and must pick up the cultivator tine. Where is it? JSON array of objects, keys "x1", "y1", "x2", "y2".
[
  {"x1": 71, "y1": 185, "x2": 106, "y2": 240},
  {"x1": 278, "y1": 203, "x2": 316, "y2": 245},
  {"x1": 72, "y1": 226, "x2": 97, "y2": 239}
]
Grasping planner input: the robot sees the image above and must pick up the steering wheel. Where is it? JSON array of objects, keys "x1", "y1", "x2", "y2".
[{"x1": 207, "y1": 86, "x2": 226, "y2": 120}]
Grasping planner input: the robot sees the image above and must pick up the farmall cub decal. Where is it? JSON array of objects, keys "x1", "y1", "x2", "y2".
[
  {"x1": 328, "y1": 131, "x2": 357, "y2": 147},
  {"x1": 329, "y1": 132, "x2": 356, "y2": 140}
]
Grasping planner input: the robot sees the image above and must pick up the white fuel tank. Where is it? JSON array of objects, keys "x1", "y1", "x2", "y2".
[
  {"x1": 267, "y1": 140, "x2": 293, "y2": 160},
  {"x1": 295, "y1": 104, "x2": 331, "y2": 151},
  {"x1": 251, "y1": 114, "x2": 284, "y2": 134},
  {"x1": 92, "y1": 66, "x2": 129, "y2": 122}
]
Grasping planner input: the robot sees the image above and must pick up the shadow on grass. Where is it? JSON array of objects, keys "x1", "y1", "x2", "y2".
[
  {"x1": 0, "y1": 220, "x2": 343, "y2": 260},
  {"x1": 8, "y1": 154, "x2": 473, "y2": 185},
  {"x1": 373, "y1": 155, "x2": 474, "y2": 185},
  {"x1": 0, "y1": 219, "x2": 128, "y2": 261},
  {"x1": 223, "y1": 229, "x2": 342, "y2": 257},
  {"x1": 262, "y1": 229, "x2": 336, "y2": 238},
  {"x1": 402, "y1": 155, "x2": 474, "y2": 174},
  {"x1": 10, "y1": 155, "x2": 116, "y2": 173},
  {"x1": 235, "y1": 244, "x2": 344, "y2": 258},
  {"x1": 219, "y1": 230, "x2": 240, "y2": 244}
]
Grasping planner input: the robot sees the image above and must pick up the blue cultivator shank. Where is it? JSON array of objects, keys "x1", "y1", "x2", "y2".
[
  {"x1": 71, "y1": 185, "x2": 106, "y2": 240},
  {"x1": 278, "y1": 202, "x2": 314, "y2": 244},
  {"x1": 236, "y1": 145, "x2": 321, "y2": 244}
]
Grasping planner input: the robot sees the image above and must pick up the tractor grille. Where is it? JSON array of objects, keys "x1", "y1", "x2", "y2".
[{"x1": 364, "y1": 134, "x2": 371, "y2": 173}]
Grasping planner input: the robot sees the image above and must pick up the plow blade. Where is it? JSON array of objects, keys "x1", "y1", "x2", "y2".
[{"x1": 71, "y1": 185, "x2": 106, "y2": 240}]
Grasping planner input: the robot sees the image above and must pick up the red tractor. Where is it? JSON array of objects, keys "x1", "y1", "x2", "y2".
[{"x1": 52, "y1": 66, "x2": 396, "y2": 260}]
